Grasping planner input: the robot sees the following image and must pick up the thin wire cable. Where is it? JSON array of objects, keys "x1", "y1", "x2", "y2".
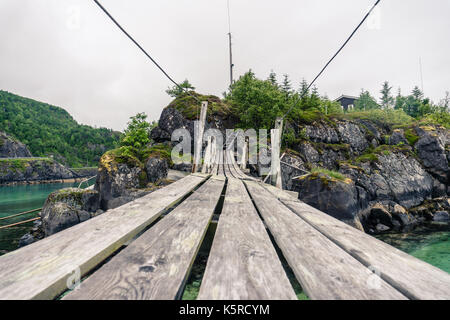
[
  {"x1": 92, "y1": 0, "x2": 200, "y2": 103},
  {"x1": 281, "y1": 0, "x2": 381, "y2": 121}
]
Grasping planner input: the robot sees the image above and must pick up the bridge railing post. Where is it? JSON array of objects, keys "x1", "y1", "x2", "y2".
[
  {"x1": 192, "y1": 101, "x2": 208, "y2": 173},
  {"x1": 241, "y1": 137, "x2": 248, "y2": 170},
  {"x1": 202, "y1": 136, "x2": 212, "y2": 174},
  {"x1": 271, "y1": 117, "x2": 283, "y2": 188}
]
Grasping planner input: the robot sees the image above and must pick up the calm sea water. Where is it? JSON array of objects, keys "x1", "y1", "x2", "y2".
[
  {"x1": 0, "y1": 182, "x2": 92, "y2": 254},
  {"x1": 375, "y1": 223, "x2": 450, "y2": 274}
]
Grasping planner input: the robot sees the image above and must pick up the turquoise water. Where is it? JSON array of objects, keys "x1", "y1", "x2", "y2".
[
  {"x1": 0, "y1": 182, "x2": 88, "y2": 254},
  {"x1": 375, "y1": 223, "x2": 450, "y2": 273}
]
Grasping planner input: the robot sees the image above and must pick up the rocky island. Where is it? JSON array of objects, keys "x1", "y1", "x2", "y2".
[
  {"x1": 20, "y1": 90, "x2": 449, "y2": 249},
  {"x1": 0, "y1": 131, "x2": 84, "y2": 184}
]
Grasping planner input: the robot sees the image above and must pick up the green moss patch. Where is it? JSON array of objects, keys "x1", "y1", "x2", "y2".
[
  {"x1": 310, "y1": 167, "x2": 352, "y2": 184},
  {"x1": 48, "y1": 188, "x2": 93, "y2": 206},
  {"x1": 404, "y1": 128, "x2": 419, "y2": 146},
  {"x1": 354, "y1": 144, "x2": 412, "y2": 164},
  {"x1": 102, "y1": 147, "x2": 143, "y2": 170},
  {"x1": 0, "y1": 158, "x2": 53, "y2": 173},
  {"x1": 166, "y1": 92, "x2": 233, "y2": 121},
  {"x1": 143, "y1": 144, "x2": 172, "y2": 163},
  {"x1": 333, "y1": 109, "x2": 414, "y2": 127}
]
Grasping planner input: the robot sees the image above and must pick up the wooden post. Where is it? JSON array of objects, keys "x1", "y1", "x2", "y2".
[
  {"x1": 210, "y1": 136, "x2": 216, "y2": 173},
  {"x1": 202, "y1": 136, "x2": 212, "y2": 174},
  {"x1": 241, "y1": 137, "x2": 248, "y2": 170},
  {"x1": 192, "y1": 101, "x2": 208, "y2": 173},
  {"x1": 271, "y1": 118, "x2": 283, "y2": 188}
]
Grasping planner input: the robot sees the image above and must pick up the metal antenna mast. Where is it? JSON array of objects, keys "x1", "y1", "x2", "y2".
[{"x1": 227, "y1": 0, "x2": 234, "y2": 87}]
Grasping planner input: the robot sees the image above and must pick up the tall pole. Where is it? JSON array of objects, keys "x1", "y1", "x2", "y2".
[
  {"x1": 227, "y1": 0, "x2": 233, "y2": 87},
  {"x1": 228, "y1": 32, "x2": 233, "y2": 87}
]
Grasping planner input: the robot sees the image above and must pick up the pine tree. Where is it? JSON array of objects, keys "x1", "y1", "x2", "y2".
[
  {"x1": 355, "y1": 89, "x2": 379, "y2": 111},
  {"x1": 394, "y1": 88, "x2": 405, "y2": 110},
  {"x1": 380, "y1": 81, "x2": 394, "y2": 109},
  {"x1": 412, "y1": 86, "x2": 424, "y2": 101},
  {"x1": 440, "y1": 91, "x2": 450, "y2": 111},
  {"x1": 268, "y1": 70, "x2": 278, "y2": 87},
  {"x1": 281, "y1": 74, "x2": 292, "y2": 100},
  {"x1": 281, "y1": 74, "x2": 292, "y2": 93},
  {"x1": 166, "y1": 79, "x2": 195, "y2": 98},
  {"x1": 299, "y1": 78, "x2": 309, "y2": 97}
]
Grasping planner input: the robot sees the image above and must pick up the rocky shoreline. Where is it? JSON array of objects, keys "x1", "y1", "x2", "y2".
[
  {"x1": 0, "y1": 131, "x2": 96, "y2": 185},
  {"x1": 278, "y1": 120, "x2": 449, "y2": 234},
  {"x1": 19, "y1": 151, "x2": 176, "y2": 247}
]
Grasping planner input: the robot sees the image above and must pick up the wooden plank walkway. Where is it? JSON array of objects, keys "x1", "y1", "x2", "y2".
[
  {"x1": 1, "y1": 144, "x2": 450, "y2": 300},
  {"x1": 0, "y1": 174, "x2": 208, "y2": 300},
  {"x1": 244, "y1": 181, "x2": 407, "y2": 300},
  {"x1": 65, "y1": 176, "x2": 225, "y2": 300},
  {"x1": 280, "y1": 199, "x2": 450, "y2": 300},
  {"x1": 198, "y1": 178, "x2": 296, "y2": 300}
]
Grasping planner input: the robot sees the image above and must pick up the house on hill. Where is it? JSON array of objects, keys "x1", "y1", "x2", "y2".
[{"x1": 334, "y1": 95, "x2": 358, "y2": 112}]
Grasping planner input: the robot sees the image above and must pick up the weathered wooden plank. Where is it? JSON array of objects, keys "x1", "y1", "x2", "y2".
[
  {"x1": 244, "y1": 181, "x2": 407, "y2": 300},
  {"x1": 280, "y1": 198, "x2": 450, "y2": 300},
  {"x1": 225, "y1": 146, "x2": 259, "y2": 182},
  {"x1": 0, "y1": 174, "x2": 207, "y2": 300},
  {"x1": 223, "y1": 151, "x2": 235, "y2": 178},
  {"x1": 198, "y1": 178, "x2": 296, "y2": 300},
  {"x1": 64, "y1": 176, "x2": 225, "y2": 300},
  {"x1": 261, "y1": 183, "x2": 298, "y2": 202},
  {"x1": 227, "y1": 150, "x2": 244, "y2": 179}
]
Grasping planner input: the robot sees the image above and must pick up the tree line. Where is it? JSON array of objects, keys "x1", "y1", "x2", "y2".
[
  {"x1": 166, "y1": 71, "x2": 449, "y2": 130},
  {"x1": 0, "y1": 90, "x2": 121, "y2": 167}
]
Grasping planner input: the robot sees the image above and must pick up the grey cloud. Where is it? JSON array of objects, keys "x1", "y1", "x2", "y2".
[{"x1": 0, "y1": 0, "x2": 449, "y2": 131}]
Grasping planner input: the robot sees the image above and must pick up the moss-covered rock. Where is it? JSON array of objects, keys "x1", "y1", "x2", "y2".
[
  {"x1": 292, "y1": 172, "x2": 363, "y2": 231},
  {"x1": 41, "y1": 188, "x2": 100, "y2": 236},
  {"x1": 95, "y1": 150, "x2": 148, "y2": 210},
  {"x1": 151, "y1": 92, "x2": 239, "y2": 145},
  {"x1": 0, "y1": 157, "x2": 75, "y2": 184}
]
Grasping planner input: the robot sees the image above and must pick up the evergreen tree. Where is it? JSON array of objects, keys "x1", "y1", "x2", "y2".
[
  {"x1": 380, "y1": 81, "x2": 394, "y2": 109},
  {"x1": 299, "y1": 78, "x2": 309, "y2": 97},
  {"x1": 0, "y1": 90, "x2": 120, "y2": 167},
  {"x1": 412, "y1": 86, "x2": 424, "y2": 101},
  {"x1": 281, "y1": 74, "x2": 292, "y2": 98},
  {"x1": 403, "y1": 86, "x2": 424, "y2": 118},
  {"x1": 440, "y1": 91, "x2": 450, "y2": 111},
  {"x1": 268, "y1": 70, "x2": 278, "y2": 87},
  {"x1": 394, "y1": 88, "x2": 406, "y2": 110},
  {"x1": 120, "y1": 113, "x2": 152, "y2": 161},
  {"x1": 354, "y1": 89, "x2": 379, "y2": 111},
  {"x1": 166, "y1": 79, "x2": 195, "y2": 98}
]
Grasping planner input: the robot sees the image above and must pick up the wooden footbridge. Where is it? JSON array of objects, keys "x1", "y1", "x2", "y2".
[{"x1": 0, "y1": 107, "x2": 449, "y2": 300}]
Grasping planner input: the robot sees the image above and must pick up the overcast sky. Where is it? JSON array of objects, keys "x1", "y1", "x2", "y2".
[{"x1": 0, "y1": 0, "x2": 449, "y2": 131}]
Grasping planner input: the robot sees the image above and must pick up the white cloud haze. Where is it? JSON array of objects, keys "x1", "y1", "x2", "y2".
[{"x1": 0, "y1": 0, "x2": 449, "y2": 131}]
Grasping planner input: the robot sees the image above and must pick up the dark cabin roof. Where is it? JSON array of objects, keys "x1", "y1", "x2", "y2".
[{"x1": 334, "y1": 94, "x2": 358, "y2": 102}]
